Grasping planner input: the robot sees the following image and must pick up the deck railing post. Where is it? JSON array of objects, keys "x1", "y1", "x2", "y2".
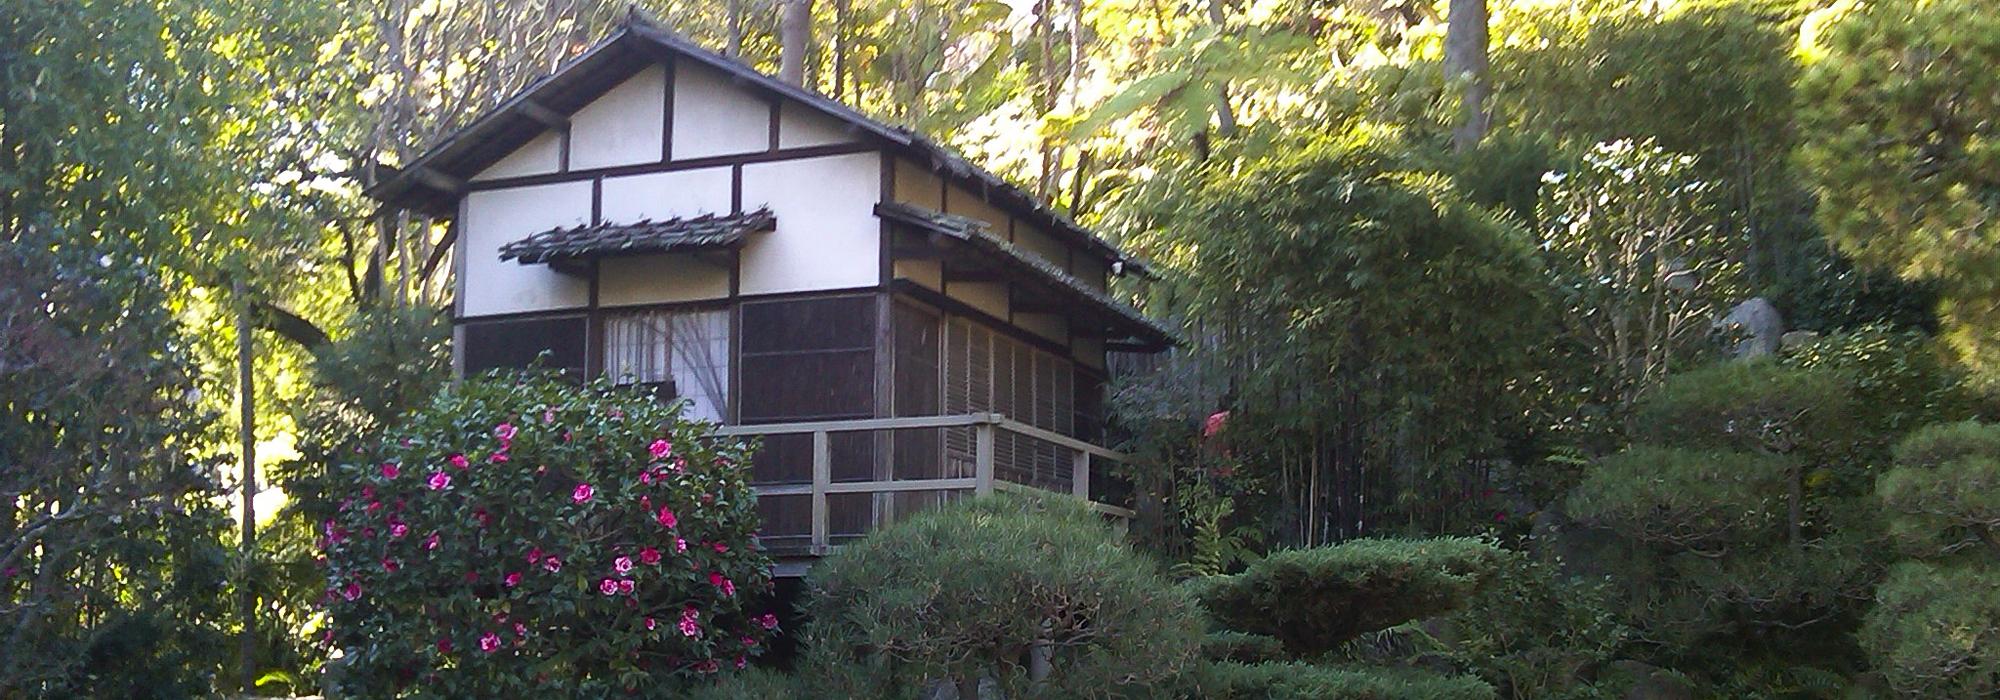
[
  {"x1": 811, "y1": 429, "x2": 830, "y2": 553},
  {"x1": 1071, "y1": 450, "x2": 1090, "y2": 499},
  {"x1": 974, "y1": 421, "x2": 996, "y2": 496}
]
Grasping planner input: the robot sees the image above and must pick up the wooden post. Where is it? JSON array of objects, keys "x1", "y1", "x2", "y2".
[
  {"x1": 1071, "y1": 450, "x2": 1089, "y2": 499},
  {"x1": 974, "y1": 422, "x2": 996, "y2": 496},
  {"x1": 811, "y1": 430, "x2": 830, "y2": 553}
]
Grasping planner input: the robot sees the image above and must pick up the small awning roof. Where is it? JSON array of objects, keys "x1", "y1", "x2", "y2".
[
  {"x1": 498, "y1": 209, "x2": 773, "y2": 273},
  {"x1": 876, "y1": 202, "x2": 1175, "y2": 352}
]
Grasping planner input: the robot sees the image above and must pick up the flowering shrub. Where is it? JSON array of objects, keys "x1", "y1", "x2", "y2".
[{"x1": 319, "y1": 373, "x2": 776, "y2": 696}]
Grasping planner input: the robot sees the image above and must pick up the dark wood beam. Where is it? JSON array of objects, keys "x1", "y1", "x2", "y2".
[
  {"x1": 516, "y1": 100, "x2": 570, "y2": 129},
  {"x1": 411, "y1": 166, "x2": 466, "y2": 194}
]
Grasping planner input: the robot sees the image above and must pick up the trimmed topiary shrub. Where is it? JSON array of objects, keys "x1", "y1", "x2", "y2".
[
  {"x1": 1201, "y1": 631, "x2": 1289, "y2": 665},
  {"x1": 319, "y1": 372, "x2": 778, "y2": 696},
  {"x1": 1198, "y1": 661, "x2": 1495, "y2": 700},
  {"x1": 801, "y1": 496, "x2": 1203, "y2": 698},
  {"x1": 1194, "y1": 538, "x2": 1508, "y2": 658}
]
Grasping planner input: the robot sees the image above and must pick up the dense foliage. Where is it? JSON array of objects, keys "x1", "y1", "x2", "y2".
[
  {"x1": 801, "y1": 496, "x2": 1203, "y2": 699},
  {"x1": 14, "y1": 0, "x2": 2000, "y2": 695},
  {"x1": 0, "y1": 225, "x2": 235, "y2": 697},
  {"x1": 320, "y1": 373, "x2": 776, "y2": 696}
]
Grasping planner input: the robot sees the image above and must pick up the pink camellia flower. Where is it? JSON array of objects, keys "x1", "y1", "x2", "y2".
[
  {"x1": 617, "y1": 579, "x2": 635, "y2": 594},
  {"x1": 675, "y1": 537, "x2": 688, "y2": 553},
  {"x1": 479, "y1": 631, "x2": 502, "y2": 653},
  {"x1": 598, "y1": 578, "x2": 619, "y2": 596},
  {"x1": 495, "y1": 423, "x2": 517, "y2": 441},
  {"x1": 381, "y1": 558, "x2": 399, "y2": 573},
  {"x1": 757, "y1": 613, "x2": 779, "y2": 630},
  {"x1": 645, "y1": 617, "x2": 657, "y2": 631},
  {"x1": 614, "y1": 556, "x2": 634, "y2": 574},
  {"x1": 639, "y1": 471, "x2": 653, "y2": 485},
  {"x1": 655, "y1": 507, "x2": 678, "y2": 529},
  {"x1": 489, "y1": 451, "x2": 510, "y2": 464},
  {"x1": 526, "y1": 547, "x2": 544, "y2": 563},
  {"x1": 742, "y1": 635, "x2": 758, "y2": 648},
  {"x1": 710, "y1": 541, "x2": 729, "y2": 554},
  {"x1": 504, "y1": 572, "x2": 522, "y2": 588},
  {"x1": 708, "y1": 572, "x2": 736, "y2": 597},
  {"x1": 514, "y1": 622, "x2": 528, "y2": 638},
  {"x1": 424, "y1": 532, "x2": 440, "y2": 551},
  {"x1": 542, "y1": 409, "x2": 556, "y2": 424},
  {"x1": 678, "y1": 607, "x2": 702, "y2": 638},
  {"x1": 447, "y1": 453, "x2": 469, "y2": 469},
  {"x1": 735, "y1": 656, "x2": 748, "y2": 670},
  {"x1": 572, "y1": 483, "x2": 594, "y2": 503},
  {"x1": 638, "y1": 547, "x2": 661, "y2": 565},
  {"x1": 437, "y1": 638, "x2": 453, "y2": 654},
  {"x1": 341, "y1": 582, "x2": 363, "y2": 601},
  {"x1": 361, "y1": 527, "x2": 377, "y2": 540},
  {"x1": 543, "y1": 555, "x2": 562, "y2": 573},
  {"x1": 427, "y1": 471, "x2": 451, "y2": 490},
  {"x1": 389, "y1": 522, "x2": 408, "y2": 539},
  {"x1": 365, "y1": 501, "x2": 383, "y2": 514},
  {"x1": 473, "y1": 509, "x2": 491, "y2": 527},
  {"x1": 380, "y1": 463, "x2": 400, "y2": 479},
  {"x1": 361, "y1": 486, "x2": 376, "y2": 500},
  {"x1": 649, "y1": 439, "x2": 672, "y2": 459}
]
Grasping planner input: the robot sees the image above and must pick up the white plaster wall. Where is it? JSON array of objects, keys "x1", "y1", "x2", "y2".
[
  {"x1": 472, "y1": 130, "x2": 563, "y2": 181},
  {"x1": 1071, "y1": 335, "x2": 1105, "y2": 370},
  {"x1": 600, "y1": 167, "x2": 733, "y2": 223},
  {"x1": 778, "y1": 102, "x2": 852, "y2": 149},
  {"x1": 461, "y1": 182, "x2": 593, "y2": 316},
  {"x1": 599, "y1": 254, "x2": 730, "y2": 305},
  {"x1": 569, "y1": 65, "x2": 667, "y2": 171},
  {"x1": 894, "y1": 158, "x2": 944, "y2": 209},
  {"x1": 673, "y1": 63, "x2": 770, "y2": 159},
  {"x1": 1013, "y1": 222, "x2": 1068, "y2": 268},
  {"x1": 1016, "y1": 313, "x2": 1067, "y2": 344},
  {"x1": 944, "y1": 185, "x2": 1008, "y2": 234},
  {"x1": 739, "y1": 152, "x2": 882, "y2": 294},
  {"x1": 894, "y1": 259, "x2": 943, "y2": 291},
  {"x1": 946, "y1": 281, "x2": 1008, "y2": 319}
]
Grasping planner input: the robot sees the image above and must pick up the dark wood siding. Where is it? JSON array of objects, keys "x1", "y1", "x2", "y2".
[
  {"x1": 460, "y1": 315, "x2": 588, "y2": 377},
  {"x1": 738, "y1": 294, "x2": 879, "y2": 546},
  {"x1": 738, "y1": 294, "x2": 876, "y2": 422},
  {"x1": 890, "y1": 302, "x2": 948, "y2": 517}
]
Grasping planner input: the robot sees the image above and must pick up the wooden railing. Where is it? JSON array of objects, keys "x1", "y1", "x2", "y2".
[{"x1": 715, "y1": 413, "x2": 1136, "y2": 555}]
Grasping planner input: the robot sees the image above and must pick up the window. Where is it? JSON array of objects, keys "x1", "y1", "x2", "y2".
[{"x1": 602, "y1": 309, "x2": 731, "y2": 423}]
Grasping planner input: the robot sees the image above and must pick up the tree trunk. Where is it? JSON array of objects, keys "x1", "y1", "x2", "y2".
[
  {"x1": 1444, "y1": 0, "x2": 1490, "y2": 152},
  {"x1": 727, "y1": 0, "x2": 744, "y2": 56},
  {"x1": 234, "y1": 279, "x2": 259, "y2": 692},
  {"x1": 1207, "y1": 0, "x2": 1238, "y2": 139},
  {"x1": 780, "y1": 0, "x2": 814, "y2": 86}
]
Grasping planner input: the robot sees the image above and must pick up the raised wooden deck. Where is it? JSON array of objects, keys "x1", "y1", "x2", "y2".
[{"x1": 717, "y1": 413, "x2": 1135, "y2": 567}]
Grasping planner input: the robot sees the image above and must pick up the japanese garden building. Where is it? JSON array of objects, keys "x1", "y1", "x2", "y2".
[{"x1": 366, "y1": 17, "x2": 1170, "y2": 572}]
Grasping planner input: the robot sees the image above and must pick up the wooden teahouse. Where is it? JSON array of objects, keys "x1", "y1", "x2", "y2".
[{"x1": 367, "y1": 17, "x2": 1172, "y2": 573}]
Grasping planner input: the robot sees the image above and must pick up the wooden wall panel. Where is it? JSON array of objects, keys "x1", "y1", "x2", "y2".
[{"x1": 459, "y1": 315, "x2": 588, "y2": 377}]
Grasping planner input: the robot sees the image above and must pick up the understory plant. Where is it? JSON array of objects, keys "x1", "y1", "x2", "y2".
[
  {"x1": 801, "y1": 496, "x2": 1204, "y2": 699},
  {"x1": 319, "y1": 372, "x2": 777, "y2": 696}
]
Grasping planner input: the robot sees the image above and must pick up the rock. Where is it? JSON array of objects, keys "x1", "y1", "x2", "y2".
[{"x1": 1719, "y1": 297, "x2": 1783, "y2": 358}]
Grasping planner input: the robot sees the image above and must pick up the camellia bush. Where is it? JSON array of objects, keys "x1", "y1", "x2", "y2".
[{"x1": 319, "y1": 372, "x2": 777, "y2": 696}]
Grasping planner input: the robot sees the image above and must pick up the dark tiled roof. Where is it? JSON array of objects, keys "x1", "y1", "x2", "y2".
[
  {"x1": 498, "y1": 209, "x2": 773, "y2": 265},
  {"x1": 875, "y1": 202, "x2": 1175, "y2": 350}
]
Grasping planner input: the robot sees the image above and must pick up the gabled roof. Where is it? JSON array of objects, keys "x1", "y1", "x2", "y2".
[
  {"x1": 366, "y1": 14, "x2": 1151, "y2": 276},
  {"x1": 498, "y1": 209, "x2": 773, "y2": 273},
  {"x1": 877, "y1": 202, "x2": 1174, "y2": 351}
]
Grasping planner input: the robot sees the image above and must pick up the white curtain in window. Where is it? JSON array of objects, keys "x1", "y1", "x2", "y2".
[{"x1": 603, "y1": 309, "x2": 731, "y2": 423}]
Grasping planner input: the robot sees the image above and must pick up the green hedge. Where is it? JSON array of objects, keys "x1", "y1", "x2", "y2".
[{"x1": 1199, "y1": 662, "x2": 1495, "y2": 700}]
